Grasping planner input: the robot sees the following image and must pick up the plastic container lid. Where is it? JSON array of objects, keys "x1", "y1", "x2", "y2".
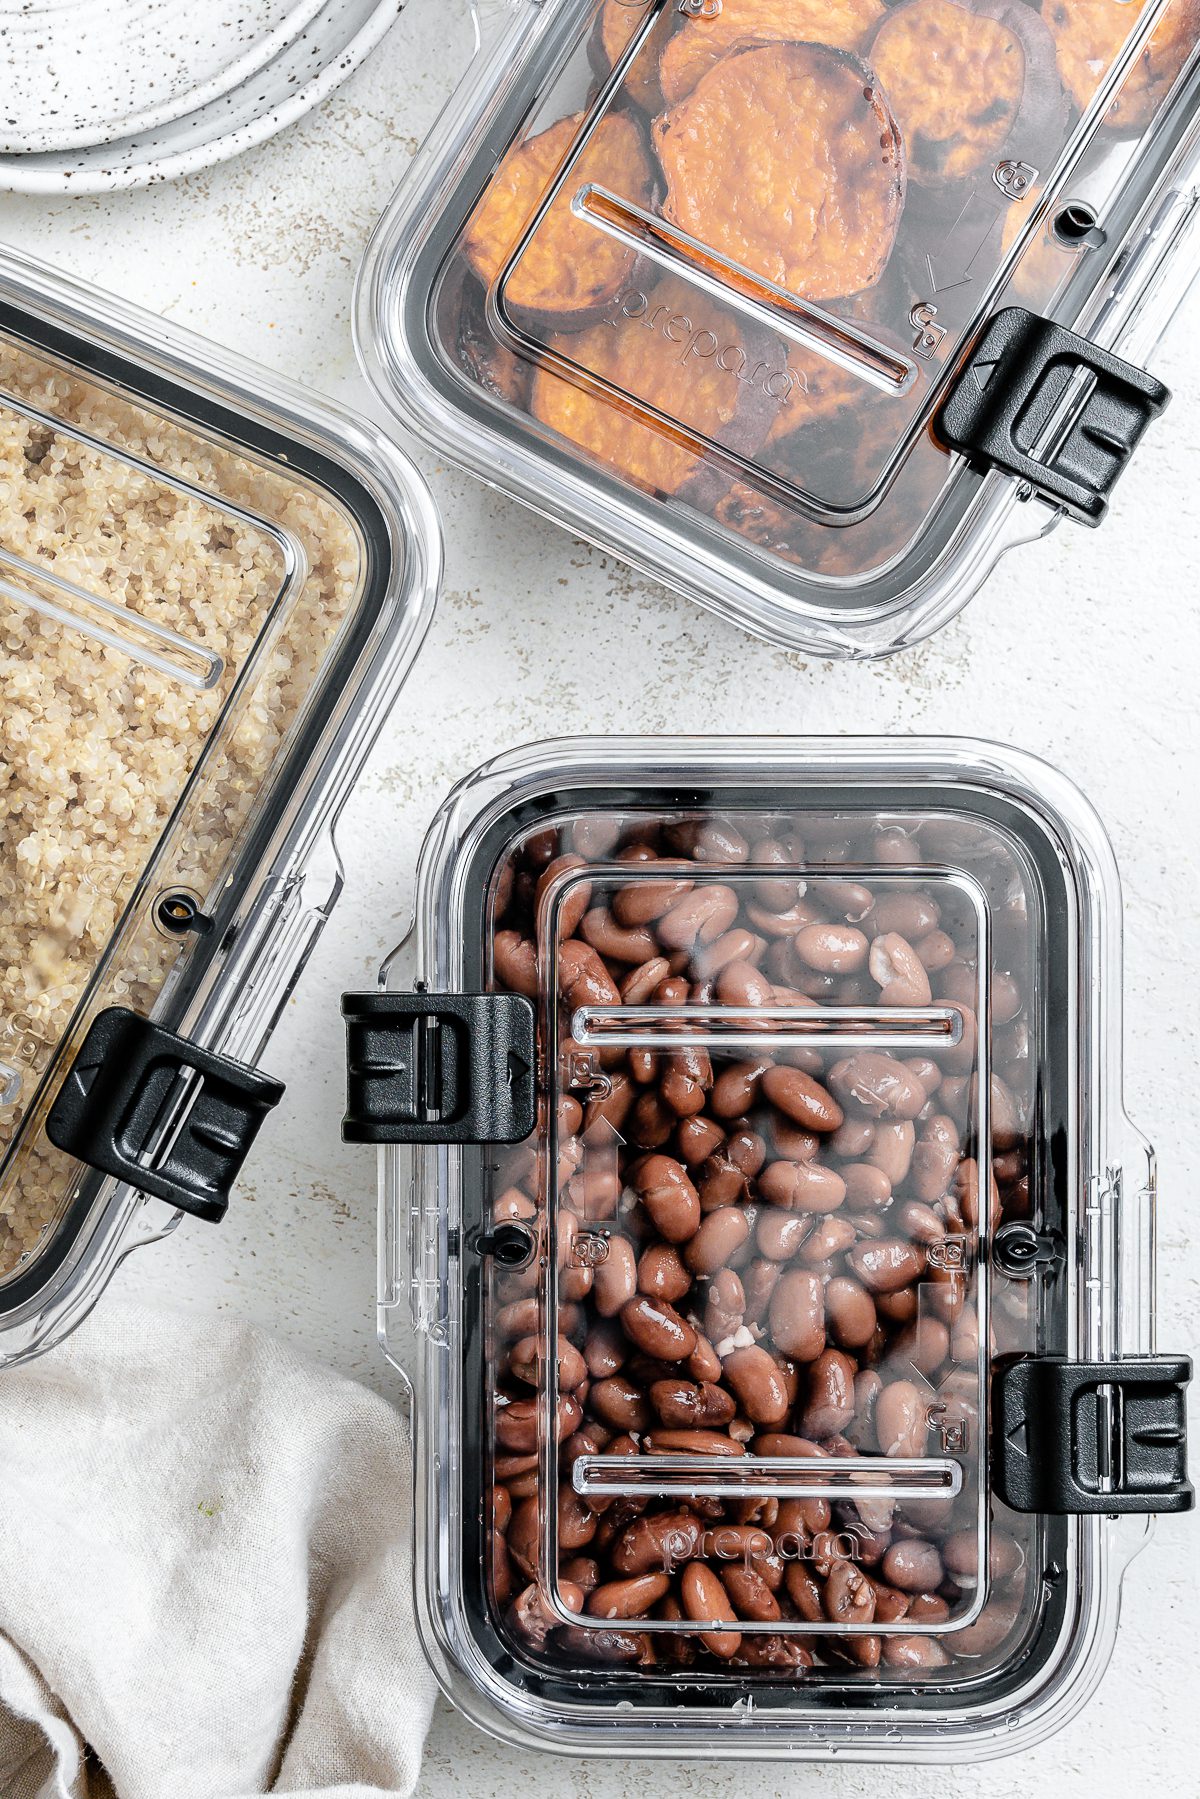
[
  {"x1": 358, "y1": 0, "x2": 1200, "y2": 654},
  {"x1": 350, "y1": 737, "x2": 1192, "y2": 1760},
  {"x1": 0, "y1": 244, "x2": 441, "y2": 1365}
]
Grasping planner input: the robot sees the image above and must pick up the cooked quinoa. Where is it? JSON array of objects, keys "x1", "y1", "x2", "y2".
[{"x1": 0, "y1": 339, "x2": 361, "y2": 1281}]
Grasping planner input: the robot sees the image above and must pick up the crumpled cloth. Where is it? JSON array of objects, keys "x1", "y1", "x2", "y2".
[{"x1": 0, "y1": 1299, "x2": 435, "y2": 1799}]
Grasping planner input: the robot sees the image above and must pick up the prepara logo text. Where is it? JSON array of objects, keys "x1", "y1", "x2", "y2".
[{"x1": 609, "y1": 286, "x2": 798, "y2": 407}]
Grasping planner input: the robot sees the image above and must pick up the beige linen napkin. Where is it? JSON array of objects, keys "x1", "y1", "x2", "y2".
[{"x1": 0, "y1": 1300, "x2": 435, "y2": 1799}]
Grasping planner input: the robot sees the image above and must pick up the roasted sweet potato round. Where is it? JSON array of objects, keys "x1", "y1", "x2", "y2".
[
  {"x1": 658, "y1": 0, "x2": 885, "y2": 107},
  {"x1": 589, "y1": 0, "x2": 678, "y2": 114},
  {"x1": 655, "y1": 43, "x2": 905, "y2": 302},
  {"x1": 445, "y1": 268, "x2": 530, "y2": 409},
  {"x1": 529, "y1": 274, "x2": 778, "y2": 499},
  {"x1": 463, "y1": 111, "x2": 653, "y2": 324},
  {"x1": 1044, "y1": 0, "x2": 1200, "y2": 132},
  {"x1": 870, "y1": 0, "x2": 1065, "y2": 188}
]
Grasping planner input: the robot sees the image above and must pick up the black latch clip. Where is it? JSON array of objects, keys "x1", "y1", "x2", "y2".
[
  {"x1": 938, "y1": 307, "x2": 1169, "y2": 524},
  {"x1": 994, "y1": 1355, "x2": 1193, "y2": 1515},
  {"x1": 342, "y1": 991, "x2": 537, "y2": 1146},
  {"x1": 46, "y1": 1007, "x2": 285, "y2": 1224}
]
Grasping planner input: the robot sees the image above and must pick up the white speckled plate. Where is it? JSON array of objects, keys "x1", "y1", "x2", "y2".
[
  {"x1": 0, "y1": 0, "x2": 330, "y2": 154},
  {"x1": 0, "y1": 0, "x2": 404, "y2": 192}
]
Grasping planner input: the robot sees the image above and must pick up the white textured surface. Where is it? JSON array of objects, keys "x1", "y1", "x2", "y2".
[{"x1": 2, "y1": 4, "x2": 1197, "y2": 1792}]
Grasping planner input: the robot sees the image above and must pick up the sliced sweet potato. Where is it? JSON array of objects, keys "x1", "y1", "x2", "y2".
[
  {"x1": 1044, "y1": 0, "x2": 1200, "y2": 132},
  {"x1": 589, "y1": 0, "x2": 678, "y2": 114},
  {"x1": 870, "y1": 0, "x2": 1067, "y2": 189},
  {"x1": 529, "y1": 274, "x2": 779, "y2": 500},
  {"x1": 658, "y1": 0, "x2": 885, "y2": 106},
  {"x1": 463, "y1": 111, "x2": 654, "y2": 324},
  {"x1": 655, "y1": 43, "x2": 905, "y2": 303},
  {"x1": 445, "y1": 268, "x2": 531, "y2": 409}
]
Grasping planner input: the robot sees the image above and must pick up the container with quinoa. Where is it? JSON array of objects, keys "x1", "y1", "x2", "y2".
[
  {"x1": 358, "y1": 0, "x2": 1200, "y2": 655},
  {"x1": 343, "y1": 735, "x2": 1192, "y2": 1761},
  {"x1": 0, "y1": 244, "x2": 441, "y2": 1366}
]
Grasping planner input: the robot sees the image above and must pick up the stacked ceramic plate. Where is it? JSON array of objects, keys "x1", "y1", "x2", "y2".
[{"x1": 0, "y1": 0, "x2": 404, "y2": 192}]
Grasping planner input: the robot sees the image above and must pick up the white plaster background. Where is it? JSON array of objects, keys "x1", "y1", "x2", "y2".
[{"x1": 3, "y1": 5, "x2": 1198, "y2": 1793}]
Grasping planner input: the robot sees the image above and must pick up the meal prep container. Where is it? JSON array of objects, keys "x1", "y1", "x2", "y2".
[
  {"x1": 0, "y1": 243, "x2": 441, "y2": 1367},
  {"x1": 358, "y1": 0, "x2": 1200, "y2": 656},
  {"x1": 344, "y1": 736, "x2": 1192, "y2": 1760}
]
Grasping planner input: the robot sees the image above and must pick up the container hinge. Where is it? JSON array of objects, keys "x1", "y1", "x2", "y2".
[
  {"x1": 993, "y1": 1355, "x2": 1193, "y2": 1515},
  {"x1": 937, "y1": 306, "x2": 1170, "y2": 524},
  {"x1": 341, "y1": 991, "x2": 536, "y2": 1145},
  {"x1": 46, "y1": 1006, "x2": 285, "y2": 1224}
]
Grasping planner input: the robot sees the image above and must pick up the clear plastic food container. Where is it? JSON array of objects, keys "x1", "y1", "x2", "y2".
[
  {"x1": 358, "y1": 0, "x2": 1200, "y2": 655},
  {"x1": 344, "y1": 737, "x2": 1192, "y2": 1761},
  {"x1": 0, "y1": 242, "x2": 441, "y2": 1366}
]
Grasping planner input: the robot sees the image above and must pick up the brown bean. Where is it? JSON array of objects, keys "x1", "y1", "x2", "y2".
[
  {"x1": 611, "y1": 1510, "x2": 702, "y2": 1575},
  {"x1": 612, "y1": 875, "x2": 694, "y2": 926},
  {"x1": 660, "y1": 1047, "x2": 713, "y2": 1117},
  {"x1": 558, "y1": 1488, "x2": 597, "y2": 1551},
  {"x1": 841, "y1": 1162, "x2": 892, "y2": 1210},
  {"x1": 882, "y1": 1540, "x2": 944, "y2": 1593},
  {"x1": 694, "y1": 929, "x2": 759, "y2": 978},
  {"x1": 761, "y1": 1065, "x2": 844, "y2": 1133},
  {"x1": 865, "y1": 1120, "x2": 916, "y2": 1185},
  {"x1": 870, "y1": 892, "x2": 940, "y2": 939},
  {"x1": 722, "y1": 1345, "x2": 791, "y2": 1425},
  {"x1": 649, "y1": 1379, "x2": 736, "y2": 1429},
  {"x1": 620, "y1": 1296, "x2": 697, "y2": 1362},
  {"x1": 704, "y1": 1266, "x2": 745, "y2": 1340},
  {"x1": 632, "y1": 1155, "x2": 701, "y2": 1242},
  {"x1": 881, "y1": 1635, "x2": 950, "y2": 1670},
  {"x1": 755, "y1": 1205, "x2": 813, "y2": 1261},
  {"x1": 830, "y1": 1053, "x2": 926, "y2": 1121},
  {"x1": 715, "y1": 958, "x2": 774, "y2": 1006},
  {"x1": 807, "y1": 878, "x2": 867, "y2": 922},
  {"x1": 801, "y1": 1349, "x2": 856, "y2": 1438},
  {"x1": 758, "y1": 1158, "x2": 846, "y2": 1214},
  {"x1": 912, "y1": 1113, "x2": 961, "y2": 1203},
  {"x1": 719, "y1": 1564, "x2": 782, "y2": 1622},
  {"x1": 643, "y1": 1429, "x2": 745, "y2": 1457},
  {"x1": 636, "y1": 1241, "x2": 691, "y2": 1303},
  {"x1": 558, "y1": 1624, "x2": 651, "y2": 1665},
  {"x1": 493, "y1": 930, "x2": 538, "y2": 999},
  {"x1": 868, "y1": 932, "x2": 933, "y2": 1006},
  {"x1": 847, "y1": 1238, "x2": 926, "y2": 1294},
  {"x1": 799, "y1": 1215, "x2": 858, "y2": 1266},
  {"x1": 710, "y1": 1058, "x2": 770, "y2": 1118},
  {"x1": 558, "y1": 940, "x2": 621, "y2": 1010},
  {"x1": 592, "y1": 1234, "x2": 638, "y2": 1316},
  {"x1": 830, "y1": 1120, "x2": 876, "y2": 1162},
  {"x1": 537, "y1": 854, "x2": 592, "y2": 939},
  {"x1": 825, "y1": 1276, "x2": 877, "y2": 1349},
  {"x1": 916, "y1": 928, "x2": 956, "y2": 973},
  {"x1": 621, "y1": 955, "x2": 672, "y2": 1003},
  {"x1": 589, "y1": 1375, "x2": 652, "y2": 1432},
  {"x1": 581, "y1": 907, "x2": 658, "y2": 964},
  {"x1": 656, "y1": 885, "x2": 739, "y2": 950},
  {"x1": 680, "y1": 1562, "x2": 742, "y2": 1658},
  {"x1": 792, "y1": 923, "x2": 869, "y2": 973},
  {"x1": 684, "y1": 1206, "x2": 750, "y2": 1275},
  {"x1": 687, "y1": 1331, "x2": 723, "y2": 1383},
  {"x1": 824, "y1": 1559, "x2": 877, "y2": 1626},
  {"x1": 509, "y1": 1334, "x2": 587, "y2": 1391},
  {"x1": 875, "y1": 1379, "x2": 929, "y2": 1458},
  {"x1": 584, "y1": 1318, "x2": 627, "y2": 1379},
  {"x1": 586, "y1": 1573, "x2": 671, "y2": 1619},
  {"x1": 676, "y1": 1113, "x2": 725, "y2": 1166},
  {"x1": 768, "y1": 1267, "x2": 825, "y2": 1361}
]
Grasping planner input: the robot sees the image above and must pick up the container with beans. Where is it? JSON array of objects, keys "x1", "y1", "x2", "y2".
[{"x1": 346, "y1": 737, "x2": 1191, "y2": 1761}]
